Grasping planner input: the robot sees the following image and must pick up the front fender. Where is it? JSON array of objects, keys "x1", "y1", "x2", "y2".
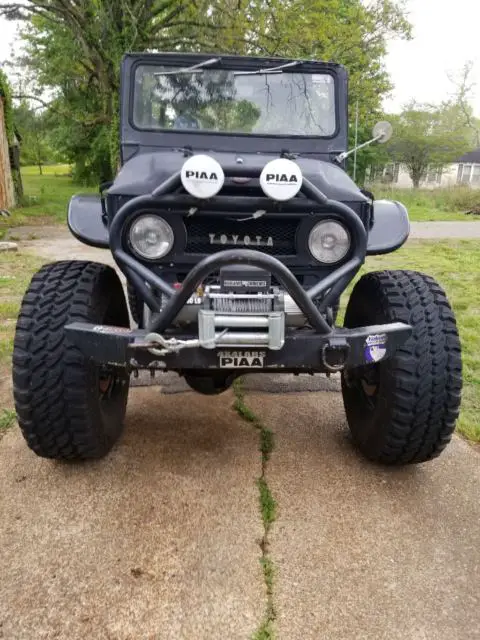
[
  {"x1": 366, "y1": 200, "x2": 410, "y2": 255},
  {"x1": 68, "y1": 194, "x2": 109, "y2": 248}
]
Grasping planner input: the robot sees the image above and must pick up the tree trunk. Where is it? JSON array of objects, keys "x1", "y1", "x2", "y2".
[{"x1": 0, "y1": 97, "x2": 15, "y2": 210}]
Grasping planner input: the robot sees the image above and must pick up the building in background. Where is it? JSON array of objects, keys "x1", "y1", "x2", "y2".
[{"x1": 367, "y1": 148, "x2": 480, "y2": 189}]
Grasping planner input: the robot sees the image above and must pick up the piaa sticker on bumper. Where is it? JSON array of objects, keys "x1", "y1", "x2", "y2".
[{"x1": 218, "y1": 350, "x2": 266, "y2": 368}]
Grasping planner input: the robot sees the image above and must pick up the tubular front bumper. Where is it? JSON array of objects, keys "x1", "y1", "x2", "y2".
[
  {"x1": 107, "y1": 165, "x2": 371, "y2": 321},
  {"x1": 64, "y1": 248, "x2": 411, "y2": 373}
]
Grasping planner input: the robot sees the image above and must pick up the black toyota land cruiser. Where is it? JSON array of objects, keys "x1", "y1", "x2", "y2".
[{"x1": 12, "y1": 53, "x2": 462, "y2": 466}]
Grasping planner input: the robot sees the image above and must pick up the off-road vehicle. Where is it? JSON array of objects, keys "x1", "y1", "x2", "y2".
[{"x1": 12, "y1": 53, "x2": 462, "y2": 464}]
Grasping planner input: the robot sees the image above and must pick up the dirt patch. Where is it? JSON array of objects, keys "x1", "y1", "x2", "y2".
[{"x1": 5, "y1": 224, "x2": 68, "y2": 241}]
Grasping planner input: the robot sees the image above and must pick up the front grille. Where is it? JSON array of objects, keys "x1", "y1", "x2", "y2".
[{"x1": 184, "y1": 216, "x2": 298, "y2": 256}]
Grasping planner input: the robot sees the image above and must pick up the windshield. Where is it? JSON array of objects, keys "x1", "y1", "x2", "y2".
[{"x1": 133, "y1": 64, "x2": 336, "y2": 137}]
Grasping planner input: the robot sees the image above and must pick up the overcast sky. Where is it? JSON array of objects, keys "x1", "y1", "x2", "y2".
[
  {"x1": 384, "y1": 0, "x2": 480, "y2": 113},
  {"x1": 0, "y1": 0, "x2": 479, "y2": 115}
]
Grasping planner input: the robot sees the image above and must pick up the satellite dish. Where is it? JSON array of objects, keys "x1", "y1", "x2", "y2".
[{"x1": 373, "y1": 121, "x2": 393, "y2": 144}]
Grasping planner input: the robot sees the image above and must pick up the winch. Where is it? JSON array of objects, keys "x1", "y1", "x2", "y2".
[{"x1": 165, "y1": 265, "x2": 308, "y2": 333}]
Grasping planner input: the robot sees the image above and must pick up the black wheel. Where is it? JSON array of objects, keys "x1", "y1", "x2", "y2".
[
  {"x1": 13, "y1": 261, "x2": 131, "y2": 460},
  {"x1": 341, "y1": 270, "x2": 462, "y2": 465}
]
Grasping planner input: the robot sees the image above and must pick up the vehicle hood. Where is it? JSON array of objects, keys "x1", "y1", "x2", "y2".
[{"x1": 109, "y1": 149, "x2": 368, "y2": 203}]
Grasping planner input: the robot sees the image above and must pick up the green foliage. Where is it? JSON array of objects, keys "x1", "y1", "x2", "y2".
[
  {"x1": 257, "y1": 478, "x2": 277, "y2": 532},
  {"x1": 249, "y1": 0, "x2": 411, "y2": 121},
  {"x1": 2, "y1": 0, "x2": 411, "y2": 183},
  {"x1": 0, "y1": 67, "x2": 14, "y2": 143},
  {"x1": 346, "y1": 121, "x2": 391, "y2": 185},
  {"x1": 260, "y1": 556, "x2": 275, "y2": 594},
  {"x1": 252, "y1": 620, "x2": 275, "y2": 640},
  {"x1": 13, "y1": 102, "x2": 60, "y2": 172},
  {"x1": 0, "y1": 409, "x2": 16, "y2": 432},
  {"x1": 385, "y1": 102, "x2": 472, "y2": 187}
]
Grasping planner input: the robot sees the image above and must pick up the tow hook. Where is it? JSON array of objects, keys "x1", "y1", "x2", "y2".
[
  {"x1": 321, "y1": 337, "x2": 350, "y2": 372},
  {"x1": 141, "y1": 329, "x2": 229, "y2": 356}
]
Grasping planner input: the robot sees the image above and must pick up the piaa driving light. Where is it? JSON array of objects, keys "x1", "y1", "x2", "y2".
[
  {"x1": 129, "y1": 215, "x2": 174, "y2": 260},
  {"x1": 308, "y1": 220, "x2": 350, "y2": 264}
]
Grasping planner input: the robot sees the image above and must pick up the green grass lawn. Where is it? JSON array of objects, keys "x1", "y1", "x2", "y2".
[
  {"x1": 372, "y1": 186, "x2": 480, "y2": 222},
  {"x1": 0, "y1": 165, "x2": 95, "y2": 237},
  {"x1": 20, "y1": 164, "x2": 72, "y2": 176},
  {"x1": 399, "y1": 205, "x2": 469, "y2": 222},
  {"x1": 340, "y1": 239, "x2": 480, "y2": 443},
  {"x1": 0, "y1": 251, "x2": 46, "y2": 364}
]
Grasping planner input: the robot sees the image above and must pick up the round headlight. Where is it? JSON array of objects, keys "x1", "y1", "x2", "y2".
[
  {"x1": 308, "y1": 220, "x2": 350, "y2": 264},
  {"x1": 129, "y1": 215, "x2": 174, "y2": 260}
]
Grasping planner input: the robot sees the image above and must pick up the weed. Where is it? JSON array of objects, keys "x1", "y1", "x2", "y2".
[
  {"x1": 257, "y1": 478, "x2": 277, "y2": 532},
  {"x1": 252, "y1": 620, "x2": 275, "y2": 640},
  {"x1": 234, "y1": 394, "x2": 260, "y2": 426},
  {"x1": 234, "y1": 380, "x2": 278, "y2": 639},
  {"x1": 0, "y1": 409, "x2": 16, "y2": 432},
  {"x1": 260, "y1": 427, "x2": 274, "y2": 464}
]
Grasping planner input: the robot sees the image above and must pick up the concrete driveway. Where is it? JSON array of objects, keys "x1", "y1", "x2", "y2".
[
  {"x1": 0, "y1": 227, "x2": 479, "y2": 639},
  {"x1": 410, "y1": 220, "x2": 480, "y2": 239},
  {"x1": 1, "y1": 382, "x2": 478, "y2": 639}
]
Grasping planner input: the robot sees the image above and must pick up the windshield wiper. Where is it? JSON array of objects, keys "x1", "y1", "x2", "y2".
[
  {"x1": 154, "y1": 58, "x2": 221, "y2": 76},
  {"x1": 233, "y1": 60, "x2": 302, "y2": 77}
]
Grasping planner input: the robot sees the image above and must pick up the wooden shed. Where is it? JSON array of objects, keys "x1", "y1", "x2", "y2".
[{"x1": 0, "y1": 70, "x2": 17, "y2": 210}]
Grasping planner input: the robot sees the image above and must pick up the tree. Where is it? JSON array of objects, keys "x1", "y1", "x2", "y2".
[
  {"x1": 13, "y1": 102, "x2": 57, "y2": 173},
  {"x1": 1, "y1": 0, "x2": 411, "y2": 182},
  {"x1": 386, "y1": 103, "x2": 472, "y2": 188},
  {"x1": 3, "y1": 0, "x2": 237, "y2": 181},
  {"x1": 346, "y1": 121, "x2": 391, "y2": 185},
  {"x1": 448, "y1": 61, "x2": 480, "y2": 149},
  {"x1": 248, "y1": 0, "x2": 411, "y2": 121}
]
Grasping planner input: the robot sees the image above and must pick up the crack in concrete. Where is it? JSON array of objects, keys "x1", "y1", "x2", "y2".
[{"x1": 234, "y1": 379, "x2": 277, "y2": 640}]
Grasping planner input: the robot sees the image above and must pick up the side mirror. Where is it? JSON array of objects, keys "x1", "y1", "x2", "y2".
[
  {"x1": 373, "y1": 121, "x2": 393, "y2": 144},
  {"x1": 335, "y1": 120, "x2": 394, "y2": 164}
]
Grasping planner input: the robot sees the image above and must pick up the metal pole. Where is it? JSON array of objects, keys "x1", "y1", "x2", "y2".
[{"x1": 353, "y1": 100, "x2": 359, "y2": 182}]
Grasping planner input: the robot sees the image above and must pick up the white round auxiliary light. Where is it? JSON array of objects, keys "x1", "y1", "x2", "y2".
[
  {"x1": 181, "y1": 154, "x2": 225, "y2": 199},
  {"x1": 308, "y1": 220, "x2": 351, "y2": 264},
  {"x1": 129, "y1": 215, "x2": 174, "y2": 260},
  {"x1": 259, "y1": 158, "x2": 303, "y2": 201}
]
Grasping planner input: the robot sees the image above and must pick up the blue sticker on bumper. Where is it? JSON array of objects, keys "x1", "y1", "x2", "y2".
[{"x1": 364, "y1": 333, "x2": 387, "y2": 363}]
